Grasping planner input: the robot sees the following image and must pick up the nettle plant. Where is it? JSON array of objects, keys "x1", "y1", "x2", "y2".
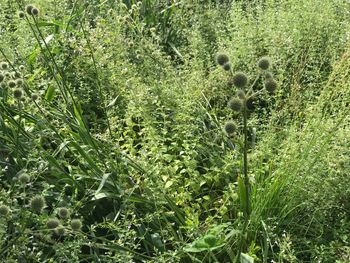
[{"x1": 216, "y1": 53, "x2": 277, "y2": 259}]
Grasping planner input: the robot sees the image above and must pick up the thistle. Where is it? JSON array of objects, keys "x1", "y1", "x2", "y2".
[
  {"x1": 26, "y1": 5, "x2": 34, "y2": 15},
  {"x1": 30, "y1": 195, "x2": 46, "y2": 213},
  {"x1": 58, "y1": 207, "x2": 70, "y2": 219},
  {"x1": 55, "y1": 225, "x2": 66, "y2": 236},
  {"x1": 224, "y1": 121, "x2": 236, "y2": 136},
  {"x1": 0, "y1": 205, "x2": 10, "y2": 216},
  {"x1": 232, "y1": 72, "x2": 248, "y2": 88},
  {"x1": 18, "y1": 11, "x2": 25, "y2": 19},
  {"x1": 1, "y1": 62, "x2": 9, "y2": 70},
  {"x1": 257, "y1": 56, "x2": 271, "y2": 70},
  {"x1": 215, "y1": 53, "x2": 230, "y2": 66},
  {"x1": 228, "y1": 98, "x2": 243, "y2": 112},
  {"x1": 18, "y1": 173, "x2": 30, "y2": 184},
  {"x1": 70, "y1": 219, "x2": 82, "y2": 231},
  {"x1": 46, "y1": 218, "x2": 60, "y2": 229},
  {"x1": 13, "y1": 89, "x2": 23, "y2": 99}
]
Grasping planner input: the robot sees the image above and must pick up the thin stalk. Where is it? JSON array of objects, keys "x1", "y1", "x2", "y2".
[{"x1": 243, "y1": 100, "x2": 250, "y2": 218}]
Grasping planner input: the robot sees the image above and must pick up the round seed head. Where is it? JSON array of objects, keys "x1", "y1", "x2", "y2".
[
  {"x1": 58, "y1": 207, "x2": 70, "y2": 219},
  {"x1": 232, "y1": 72, "x2": 248, "y2": 88},
  {"x1": 13, "y1": 72, "x2": 21, "y2": 78},
  {"x1": 237, "y1": 90, "x2": 246, "y2": 100},
  {"x1": 246, "y1": 97, "x2": 255, "y2": 110},
  {"x1": 265, "y1": 72, "x2": 273, "y2": 79},
  {"x1": 14, "y1": 89, "x2": 23, "y2": 99},
  {"x1": 55, "y1": 225, "x2": 66, "y2": 236},
  {"x1": 224, "y1": 121, "x2": 236, "y2": 135},
  {"x1": 257, "y1": 57, "x2": 271, "y2": 70},
  {"x1": 46, "y1": 218, "x2": 60, "y2": 229},
  {"x1": 0, "y1": 73, "x2": 4, "y2": 82},
  {"x1": 222, "y1": 62, "x2": 231, "y2": 71},
  {"x1": 0, "y1": 205, "x2": 10, "y2": 216},
  {"x1": 31, "y1": 8, "x2": 39, "y2": 16},
  {"x1": 265, "y1": 79, "x2": 278, "y2": 94},
  {"x1": 15, "y1": 79, "x2": 23, "y2": 86},
  {"x1": 19, "y1": 65, "x2": 25, "y2": 71},
  {"x1": 31, "y1": 94, "x2": 38, "y2": 100},
  {"x1": 30, "y1": 195, "x2": 45, "y2": 213},
  {"x1": 128, "y1": 41, "x2": 134, "y2": 48},
  {"x1": 5, "y1": 72, "x2": 11, "y2": 77},
  {"x1": 70, "y1": 219, "x2": 82, "y2": 231},
  {"x1": 1, "y1": 62, "x2": 9, "y2": 70},
  {"x1": 26, "y1": 5, "x2": 34, "y2": 15},
  {"x1": 8, "y1": 80, "x2": 16, "y2": 88},
  {"x1": 228, "y1": 98, "x2": 243, "y2": 112},
  {"x1": 18, "y1": 11, "x2": 25, "y2": 18},
  {"x1": 18, "y1": 173, "x2": 30, "y2": 184},
  {"x1": 215, "y1": 53, "x2": 229, "y2": 66}
]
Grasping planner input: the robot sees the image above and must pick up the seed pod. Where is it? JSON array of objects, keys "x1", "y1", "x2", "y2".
[
  {"x1": 232, "y1": 72, "x2": 248, "y2": 88},
  {"x1": 215, "y1": 53, "x2": 229, "y2": 66},
  {"x1": 257, "y1": 57, "x2": 270, "y2": 70},
  {"x1": 26, "y1": 5, "x2": 34, "y2": 15},
  {"x1": 228, "y1": 98, "x2": 243, "y2": 112},
  {"x1": 46, "y1": 218, "x2": 60, "y2": 229},
  {"x1": 224, "y1": 121, "x2": 236, "y2": 135},
  {"x1": 18, "y1": 173, "x2": 30, "y2": 184},
  {"x1": 70, "y1": 219, "x2": 82, "y2": 231},
  {"x1": 14, "y1": 89, "x2": 22, "y2": 99},
  {"x1": 265, "y1": 79, "x2": 277, "y2": 94},
  {"x1": 30, "y1": 195, "x2": 46, "y2": 213},
  {"x1": 58, "y1": 207, "x2": 70, "y2": 219},
  {"x1": 222, "y1": 62, "x2": 231, "y2": 71}
]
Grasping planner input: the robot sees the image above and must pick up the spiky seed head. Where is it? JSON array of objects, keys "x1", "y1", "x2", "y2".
[
  {"x1": 55, "y1": 225, "x2": 66, "y2": 236},
  {"x1": 70, "y1": 219, "x2": 82, "y2": 231},
  {"x1": 46, "y1": 218, "x2": 60, "y2": 229},
  {"x1": 0, "y1": 73, "x2": 4, "y2": 82},
  {"x1": 246, "y1": 97, "x2": 255, "y2": 110},
  {"x1": 237, "y1": 90, "x2": 246, "y2": 100},
  {"x1": 0, "y1": 205, "x2": 10, "y2": 216},
  {"x1": 128, "y1": 41, "x2": 134, "y2": 48},
  {"x1": 18, "y1": 11, "x2": 25, "y2": 18},
  {"x1": 215, "y1": 53, "x2": 229, "y2": 66},
  {"x1": 19, "y1": 65, "x2": 25, "y2": 71},
  {"x1": 31, "y1": 8, "x2": 39, "y2": 16},
  {"x1": 58, "y1": 207, "x2": 70, "y2": 219},
  {"x1": 31, "y1": 94, "x2": 38, "y2": 100},
  {"x1": 222, "y1": 62, "x2": 231, "y2": 71},
  {"x1": 30, "y1": 195, "x2": 45, "y2": 213},
  {"x1": 257, "y1": 57, "x2": 271, "y2": 70},
  {"x1": 8, "y1": 80, "x2": 16, "y2": 88},
  {"x1": 1, "y1": 62, "x2": 9, "y2": 70},
  {"x1": 18, "y1": 173, "x2": 30, "y2": 184},
  {"x1": 14, "y1": 89, "x2": 22, "y2": 99},
  {"x1": 228, "y1": 98, "x2": 243, "y2": 112},
  {"x1": 26, "y1": 5, "x2": 34, "y2": 15},
  {"x1": 232, "y1": 72, "x2": 248, "y2": 88},
  {"x1": 265, "y1": 72, "x2": 273, "y2": 80},
  {"x1": 13, "y1": 72, "x2": 21, "y2": 78},
  {"x1": 15, "y1": 79, "x2": 23, "y2": 86},
  {"x1": 265, "y1": 79, "x2": 277, "y2": 94},
  {"x1": 224, "y1": 121, "x2": 236, "y2": 135}
]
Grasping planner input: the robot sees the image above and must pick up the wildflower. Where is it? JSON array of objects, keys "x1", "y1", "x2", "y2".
[
  {"x1": 30, "y1": 195, "x2": 46, "y2": 213},
  {"x1": 232, "y1": 72, "x2": 248, "y2": 88},
  {"x1": 215, "y1": 53, "x2": 229, "y2": 66},
  {"x1": 228, "y1": 98, "x2": 243, "y2": 112},
  {"x1": 257, "y1": 57, "x2": 271, "y2": 70}
]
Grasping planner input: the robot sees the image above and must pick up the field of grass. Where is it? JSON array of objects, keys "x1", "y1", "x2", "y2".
[{"x1": 0, "y1": 0, "x2": 349, "y2": 262}]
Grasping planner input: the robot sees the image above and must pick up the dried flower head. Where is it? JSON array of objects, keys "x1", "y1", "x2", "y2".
[
  {"x1": 18, "y1": 11, "x2": 25, "y2": 18},
  {"x1": 30, "y1": 195, "x2": 46, "y2": 213},
  {"x1": 8, "y1": 80, "x2": 16, "y2": 88},
  {"x1": 55, "y1": 225, "x2": 66, "y2": 236},
  {"x1": 18, "y1": 173, "x2": 30, "y2": 184},
  {"x1": 265, "y1": 79, "x2": 278, "y2": 94},
  {"x1": 0, "y1": 205, "x2": 10, "y2": 216},
  {"x1": 222, "y1": 62, "x2": 231, "y2": 71},
  {"x1": 215, "y1": 53, "x2": 230, "y2": 66},
  {"x1": 232, "y1": 72, "x2": 248, "y2": 88},
  {"x1": 1, "y1": 62, "x2": 9, "y2": 70},
  {"x1": 257, "y1": 57, "x2": 271, "y2": 70},
  {"x1": 26, "y1": 5, "x2": 34, "y2": 15},
  {"x1": 13, "y1": 89, "x2": 23, "y2": 99},
  {"x1": 46, "y1": 218, "x2": 60, "y2": 229},
  {"x1": 58, "y1": 207, "x2": 70, "y2": 219},
  {"x1": 31, "y1": 8, "x2": 39, "y2": 16},
  {"x1": 70, "y1": 219, "x2": 82, "y2": 231},
  {"x1": 228, "y1": 98, "x2": 243, "y2": 112},
  {"x1": 224, "y1": 121, "x2": 236, "y2": 135}
]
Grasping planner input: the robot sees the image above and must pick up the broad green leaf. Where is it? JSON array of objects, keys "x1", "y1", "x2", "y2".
[{"x1": 45, "y1": 85, "x2": 55, "y2": 101}]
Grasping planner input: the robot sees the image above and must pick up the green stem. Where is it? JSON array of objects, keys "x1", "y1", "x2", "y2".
[{"x1": 243, "y1": 99, "x2": 250, "y2": 218}]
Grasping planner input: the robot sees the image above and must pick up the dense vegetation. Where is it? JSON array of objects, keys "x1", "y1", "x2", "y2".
[{"x1": 0, "y1": 0, "x2": 349, "y2": 262}]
